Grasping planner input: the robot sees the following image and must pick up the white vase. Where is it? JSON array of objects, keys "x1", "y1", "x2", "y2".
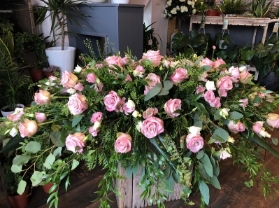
[
  {"x1": 45, "y1": 47, "x2": 76, "y2": 74},
  {"x1": 111, "y1": 0, "x2": 129, "y2": 3},
  {"x1": 88, "y1": 0, "x2": 106, "y2": 2},
  {"x1": 1, "y1": 104, "x2": 24, "y2": 117}
]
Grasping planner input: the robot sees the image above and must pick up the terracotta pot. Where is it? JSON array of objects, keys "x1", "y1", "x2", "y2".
[
  {"x1": 43, "y1": 182, "x2": 56, "y2": 193},
  {"x1": 43, "y1": 71, "x2": 55, "y2": 78},
  {"x1": 29, "y1": 69, "x2": 44, "y2": 83},
  {"x1": 206, "y1": 9, "x2": 219, "y2": 16},
  {"x1": 8, "y1": 187, "x2": 30, "y2": 208}
]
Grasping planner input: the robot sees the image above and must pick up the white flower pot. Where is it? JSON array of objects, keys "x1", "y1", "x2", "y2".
[
  {"x1": 111, "y1": 0, "x2": 129, "y2": 3},
  {"x1": 1, "y1": 104, "x2": 24, "y2": 117},
  {"x1": 45, "y1": 47, "x2": 76, "y2": 73}
]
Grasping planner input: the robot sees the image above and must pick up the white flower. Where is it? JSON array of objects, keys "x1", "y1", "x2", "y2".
[
  {"x1": 170, "y1": 8, "x2": 177, "y2": 14},
  {"x1": 239, "y1": 66, "x2": 247, "y2": 72},
  {"x1": 67, "y1": 88, "x2": 76, "y2": 94},
  {"x1": 220, "y1": 108, "x2": 230, "y2": 118},
  {"x1": 220, "y1": 149, "x2": 231, "y2": 160},
  {"x1": 132, "y1": 110, "x2": 140, "y2": 118},
  {"x1": 227, "y1": 136, "x2": 235, "y2": 143},
  {"x1": 126, "y1": 100, "x2": 135, "y2": 109},
  {"x1": 9, "y1": 127, "x2": 18, "y2": 137},
  {"x1": 93, "y1": 121, "x2": 101, "y2": 130},
  {"x1": 176, "y1": 6, "x2": 180, "y2": 10},
  {"x1": 167, "y1": 0, "x2": 172, "y2": 6},
  {"x1": 189, "y1": 126, "x2": 202, "y2": 135},
  {"x1": 181, "y1": 6, "x2": 188, "y2": 12},
  {"x1": 258, "y1": 128, "x2": 271, "y2": 138},
  {"x1": 74, "y1": 65, "x2": 82, "y2": 73},
  {"x1": 136, "y1": 121, "x2": 143, "y2": 132},
  {"x1": 187, "y1": 1, "x2": 192, "y2": 5},
  {"x1": 205, "y1": 80, "x2": 216, "y2": 91},
  {"x1": 180, "y1": 0, "x2": 186, "y2": 2},
  {"x1": 192, "y1": 9, "x2": 196, "y2": 13}
]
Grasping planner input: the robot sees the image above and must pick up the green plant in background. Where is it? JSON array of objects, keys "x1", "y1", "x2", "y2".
[
  {"x1": 253, "y1": 34, "x2": 279, "y2": 80},
  {"x1": 143, "y1": 22, "x2": 162, "y2": 52},
  {"x1": 217, "y1": 0, "x2": 247, "y2": 15},
  {"x1": 172, "y1": 30, "x2": 213, "y2": 57},
  {"x1": 194, "y1": 0, "x2": 209, "y2": 15},
  {"x1": 250, "y1": 0, "x2": 271, "y2": 17}
]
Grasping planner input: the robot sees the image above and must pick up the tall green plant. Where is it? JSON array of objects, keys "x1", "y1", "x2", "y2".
[
  {"x1": 250, "y1": 0, "x2": 271, "y2": 17},
  {"x1": 39, "y1": 0, "x2": 88, "y2": 50}
]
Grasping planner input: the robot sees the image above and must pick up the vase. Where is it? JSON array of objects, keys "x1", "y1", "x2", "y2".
[
  {"x1": 42, "y1": 182, "x2": 57, "y2": 193},
  {"x1": 29, "y1": 68, "x2": 44, "y2": 83},
  {"x1": 8, "y1": 186, "x2": 30, "y2": 208},
  {"x1": 115, "y1": 164, "x2": 182, "y2": 207},
  {"x1": 111, "y1": 0, "x2": 130, "y2": 3},
  {"x1": 206, "y1": 9, "x2": 219, "y2": 16},
  {"x1": 1, "y1": 104, "x2": 24, "y2": 117}
]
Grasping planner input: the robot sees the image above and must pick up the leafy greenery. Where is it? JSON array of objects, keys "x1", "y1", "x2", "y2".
[
  {"x1": 250, "y1": 0, "x2": 271, "y2": 17},
  {"x1": 217, "y1": 0, "x2": 247, "y2": 15}
]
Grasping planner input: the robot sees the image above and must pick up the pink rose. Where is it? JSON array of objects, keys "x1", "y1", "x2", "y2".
[
  {"x1": 90, "y1": 112, "x2": 103, "y2": 123},
  {"x1": 203, "y1": 90, "x2": 215, "y2": 103},
  {"x1": 61, "y1": 71, "x2": 78, "y2": 88},
  {"x1": 125, "y1": 75, "x2": 132, "y2": 82},
  {"x1": 196, "y1": 85, "x2": 205, "y2": 95},
  {"x1": 142, "y1": 50, "x2": 163, "y2": 67},
  {"x1": 104, "y1": 91, "x2": 122, "y2": 112},
  {"x1": 141, "y1": 116, "x2": 164, "y2": 139},
  {"x1": 164, "y1": 99, "x2": 181, "y2": 118},
  {"x1": 67, "y1": 93, "x2": 88, "y2": 115},
  {"x1": 186, "y1": 133, "x2": 204, "y2": 153},
  {"x1": 218, "y1": 89, "x2": 227, "y2": 97},
  {"x1": 239, "y1": 70, "x2": 252, "y2": 84},
  {"x1": 74, "y1": 83, "x2": 84, "y2": 92},
  {"x1": 114, "y1": 133, "x2": 132, "y2": 153},
  {"x1": 65, "y1": 132, "x2": 85, "y2": 153},
  {"x1": 34, "y1": 90, "x2": 51, "y2": 105},
  {"x1": 239, "y1": 99, "x2": 248, "y2": 108},
  {"x1": 145, "y1": 73, "x2": 161, "y2": 87},
  {"x1": 199, "y1": 72, "x2": 208, "y2": 82},
  {"x1": 89, "y1": 126, "x2": 99, "y2": 137},
  {"x1": 18, "y1": 119, "x2": 38, "y2": 138},
  {"x1": 228, "y1": 66, "x2": 240, "y2": 82},
  {"x1": 214, "y1": 58, "x2": 226, "y2": 68},
  {"x1": 105, "y1": 55, "x2": 123, "y2": 68},
  {"x1": 95, "y1": 63, "x2": 103, "y2": 69},
  {"x1": 94, "y1": 82, "x2": 104, "y2": 93},
  {"x1": 216, "y1": 76, "x2": 233, "y2": 92},
  {"x1": 133, "y1": 65, "x2": 145, "y2": 77},
  {"x1": 35, "y1": 112, "x2": 47, "y2": 123},
  {"x1": 7, "y1": 109, "x2": 24, "y2": 122},
  {"x1": 122, "y1": 57, "x2": 128, "y2": 65},
  {"x1": 252, "y1": 121, "x2": 264, "y2": 134},
  {"x1": 143, "y1": 108, "x2": 158, "y2": 119},
  {"x1": 266, "y1": 113, "x2": 279, "y2": 128},
  {"x1": 227, "y1": 121, "x2": 246, "y2": 134},
  {"x1": 170, "y1": 67, "x2": 188, "y2": 84},
  {"x1": 209, "y1": 97, "x2": 221, "y2": 108},
  {"x1": 200, "y1": 57, "x2": 214, "y2": 68},
  {"x1": 86, "y1": 73, "x2": 97, "y2": 83}
]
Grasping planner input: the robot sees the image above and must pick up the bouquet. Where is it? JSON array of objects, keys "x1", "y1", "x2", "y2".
[
  {"x1": 164, "y1": 0, "x2": 197, "y2": 19},
  {"x1": 1, "y1": 50, "x2": 279, "y2": 208}
]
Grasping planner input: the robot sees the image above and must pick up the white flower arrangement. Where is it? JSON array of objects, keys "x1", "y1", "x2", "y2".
[{"x1": 164, "y1": 0, "x2": 197, "y2": 19}]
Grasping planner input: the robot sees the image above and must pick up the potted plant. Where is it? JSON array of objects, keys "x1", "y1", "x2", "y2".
[
  {"x1": 216, "y1": 0, "x2": 247, "y2": 16},
  {"x1": 42, "y1": 65, "x2": 60, "y2": 78},
  {"x1": 14, "y1": 32, "x2": 52, "y2": 82},
  {"x1": 2, "y1": 158, "x2": 31, "y2": 208},
  {"x1": 38, "y1": 0, "x2": 88, "y2": 73},
  {"x1": 0, "y1": 24, "x2": 34, "y2": 116},
  {"x1": 250, "y1": 0, "x2": 271, "y2": 17}
]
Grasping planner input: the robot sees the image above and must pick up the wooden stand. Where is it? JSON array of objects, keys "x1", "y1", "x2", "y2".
[{"x1": 115, "y1": 164, "x2": 182, "y2": 208}]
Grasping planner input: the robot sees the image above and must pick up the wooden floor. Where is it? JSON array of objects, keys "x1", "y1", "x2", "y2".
[{"x1": 1, "y1": 131, "x2": 279, "y2": 208}]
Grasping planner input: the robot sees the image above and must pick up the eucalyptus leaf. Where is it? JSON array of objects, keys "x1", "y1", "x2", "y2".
[
  {"x1": 25, "y1": 141, "x2": 41, "y2": 153},
  {"x1": 72, "y1": 115, "x2": 83, "y2": 127},
  {"x1": 157, "y1": 89, "x2": 169, "y2": 96},
  {"x1": 53, "y1": 147, "x2": 62, "y2": 158},
  {"x1": 11, "y1": 164, "x2": 22, "y2": 173},
  {"x1": 198, "y1": 163, "x2": 210, "y2": 181},
  {"x1": 197, "y1": 150, "x2": 204, "y2": 160},
  {"x1": 125, "y1": 165, "x2": 139, "y2": 178},
  {"x1": 30, "y1": 171, "x2": 46, "y2": 186},
  {"x1": 229, "y1": 111, "x2": 243, "y2": 120},
  {"x1": 71, "y1": 159, "x2": 80, "y2": 170},
  {"x1": 212, "y1": 127, "x2": 229, "y2": 142},
  {"x1": 13, "y1": 155, "x2": 31, "y2": 165},
  {"x1": 210, "y1": 175, "x2": 221, "y2": 189},
  {"x1": 201, "y1": 153, "x2": 213, "y2": 177},
  {"x1": 163, "y1": 80, "x2": 173, "y2": 91},
  {"x1": 199, "y1": 180, "x2": 210, "y2": 205},
  {"x1": 43, "y1": 153, "x2": 56, "y2": 169},
  {"x1": 272, "y1": 138, "x2": 278, "y2": 145},
  {"x1": 17, "y1": 180, "x2": 27, "y2": 195},
  {"x1": 144, "y1": 83, "x2": 162, "y2": 101},
  {"x1": 165, "y1": 175, "x2": 175, "y2": 192},
  {"x1": 50, "y1": 131, "x2": 64, "y2": 147}
]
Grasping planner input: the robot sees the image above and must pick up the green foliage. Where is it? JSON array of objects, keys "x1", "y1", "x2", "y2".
[
  {"x1": 250, "y1": 0, "x2": 271, "y2": 17},
  {"x1": 217, "y1": 0, "x2": 247, "y2": 15},
  {"x1": 143, "y1": 22, "x2": 162, "y2": 52}
]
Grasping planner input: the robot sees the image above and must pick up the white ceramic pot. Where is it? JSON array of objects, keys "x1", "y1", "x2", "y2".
[
  {"x1": 1, "y1": 104, "x2": 24, "y2": 117},
  {"x1": 111, "y1": 0, "x2": 129, "y2": 3},
  {"x1": 88, "y1": 0, "x2": 106, "y2": 2},
  {"x1": 45, "y1": 47, "x2": 76, "y2": 74}
]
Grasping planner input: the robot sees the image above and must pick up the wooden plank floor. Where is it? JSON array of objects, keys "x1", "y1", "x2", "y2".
[{"x1": 1, "y1": 128, "x2": 279, "y2": 208}]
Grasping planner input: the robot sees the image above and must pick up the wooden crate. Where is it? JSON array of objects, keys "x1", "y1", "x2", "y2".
[{"x1": 115, "y1": 165, "x2": 182, "y2": 208}]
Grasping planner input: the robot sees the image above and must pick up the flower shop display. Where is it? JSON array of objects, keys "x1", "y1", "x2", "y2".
[{"x1": 1, "y1": 49, "x2": 279, "y2": 208}]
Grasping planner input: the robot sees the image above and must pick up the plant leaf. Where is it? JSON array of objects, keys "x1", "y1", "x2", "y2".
[
  {"x1": 229, "y1": 111, "x2": 243, "y2": 120},
  {"x1": 17, "y1": 180, "x2": 27, "y2": 195},
  {"x1": 71, "y1": 159, "x2": 79, "y2": 170},
  {"x1": 210, "y1": 175, "x2": 221, "y2": 189},
  {"x1": 72, "y1": 115, "x2": 83, "y2": 127},
  {"x1": 25, "y1": 141, "x2": 41, "y2": 153},
  {"x1": 144, "y1": 83, "x2": 162, "y2": 101},
  {"x1": 43, "y1": 153, "x2": 56, "y2": 169},
  {"x1": 201, "y1": 153, "x2": 213, "y2": 177},
  {"x1": 199, "y1": 180, "x2": 210, "y2": 205}
]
